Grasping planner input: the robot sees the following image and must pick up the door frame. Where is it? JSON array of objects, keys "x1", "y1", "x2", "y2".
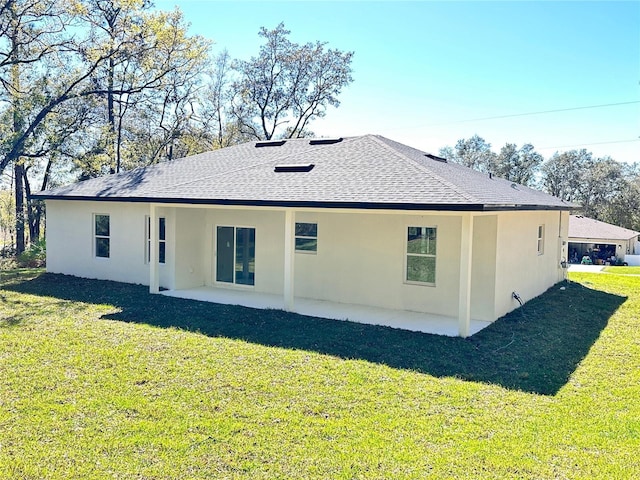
[{"x1": 213, "y1": 224, "x2": 256, "y2": 288}]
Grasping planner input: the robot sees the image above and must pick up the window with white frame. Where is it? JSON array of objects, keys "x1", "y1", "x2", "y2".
[
  {"x1": 146, "y1": 216, "x2": 166, "y2": 264},
  {"x1": 537, "y1": 225, "x2": 544, "y2": 255},
  {"x1": 295, "y1": 222, "x2": 318, "y2": 253},
  {"x1": 94, "y1": 214, "x2": 110, "y2": 258},
  {"x1": 406, "y1": 226, "x2": 437, "y2": 284}
]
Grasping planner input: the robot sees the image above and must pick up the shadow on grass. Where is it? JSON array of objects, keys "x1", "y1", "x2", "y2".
[{"x1": 2, "y1": 272, "x2": 626, "y2": 395}]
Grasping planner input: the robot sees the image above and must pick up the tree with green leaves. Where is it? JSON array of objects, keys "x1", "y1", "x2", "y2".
[
  {"x1": 75, "y1": 0, "x2": 210, "y2": 173},
  {"x1": 439, "y1": 134, "x2": 497, "y2": 173},
  {"x1": 493, "y1": 143, "x2": 543, "y2": 186},
  {"x1": 576, "y1": 155, "x2": 624, "y2": 219},
  {"x1": 0, "y1": 0, "x2": 71, "y2": 253},
  {"x1": 540, "y1": 150, "x2": 628, "y2": 220},
  {"x1": 601, "y1": 172, "x2": 640, "y2": 231},
  {"x1": 540, "y1": 149, "x2": 592, "y2": 202},
  {"x1": 0, "y1": 0, "x2": 209, "y2": 252}
]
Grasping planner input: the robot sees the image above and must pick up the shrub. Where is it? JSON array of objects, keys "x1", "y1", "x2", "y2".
[
  {"x1": 0, "y1": 245, "x2": 15, "y2": 258},
  {"x1": 0, "y1": 257, "x2": 17, "y2": 270},
  {"x1": 17, "y1": 238, "x2": 46, "y2": 268}
]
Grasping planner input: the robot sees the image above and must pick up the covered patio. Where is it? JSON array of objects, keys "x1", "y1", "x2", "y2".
[{"x1": 160, "y1": 286, "x2": 491, "y2": 337}]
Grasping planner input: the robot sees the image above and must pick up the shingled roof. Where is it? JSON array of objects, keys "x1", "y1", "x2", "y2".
[
  {"x1": 34, "y1": 134, "x2": 573, "y2": 211},
  {"x1": 569, "y1": 215, "x2": 640, "y2": 241}
]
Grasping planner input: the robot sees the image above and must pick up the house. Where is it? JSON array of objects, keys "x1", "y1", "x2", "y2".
[
  {"x1": 568, "y1": 215, "x2": 639, "y2": 264},
  {"x1": 34, "y1": 135, "x2": 574, "y2": 337}
]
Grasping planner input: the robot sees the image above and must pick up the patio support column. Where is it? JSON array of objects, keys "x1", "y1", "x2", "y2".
[
  {"x1": 283, "y1": 209, "x2": 295, "y2": 311},
  {"x1": 149, "y1": 203, "x2": 159, "y2": 294},
  {"x1": 458, "y1": 212, "x2": 474, "y2": 337}
]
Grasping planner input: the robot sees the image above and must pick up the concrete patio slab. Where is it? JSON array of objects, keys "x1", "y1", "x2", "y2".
[{"x1": 160, "y1": 287, "x2": 491, "y2": 337}]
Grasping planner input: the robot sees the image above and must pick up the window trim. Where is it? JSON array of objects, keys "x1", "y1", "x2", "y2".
[
  {"x1": 404, "y1": 225, "x2": 437, "y2": 286},
  {"x1": 537, "y1": 224, "x2": 545, "y2": 256},
  {"x1": 93, "y1": 213, "x2": 110, "y2": 259},
  {"x1": 145, "y1": 216, "x2": 167, "y2": 265},
  {"x1": 294, "y1": 222, "x2": 318, "y2": 254}
]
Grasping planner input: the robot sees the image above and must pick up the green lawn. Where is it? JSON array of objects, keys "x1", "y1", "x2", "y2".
[
  {"x1": 602, "y1": 265, "x2": 640, "y2": 275},
  {"x1": 0, "y1": 270, "x2": 638, "y2": 479}
]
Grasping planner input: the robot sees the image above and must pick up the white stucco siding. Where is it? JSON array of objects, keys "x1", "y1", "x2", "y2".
[
  {"x1": 493, "y1": 210, "x2": 566, "y2": 319},
  {"x1": 45, "y1": 200, "x2": 151, "y2": 285},
  {"x1": 173, "y1": 208, "x2": 207, "y2": 290},
  {"x1": 293, "y1": 211, "x2": 463, "y2": 316},
  {"x1": 46, "y1": 200, "x2": 569, "y2": 324},
  {"x1": 470, "y1": 215, "x2": 498, "y2": 321}
]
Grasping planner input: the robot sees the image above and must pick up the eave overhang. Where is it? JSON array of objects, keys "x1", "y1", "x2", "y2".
[{"x1": 31, "y1": 194, "x2": 575, "y2": 212}]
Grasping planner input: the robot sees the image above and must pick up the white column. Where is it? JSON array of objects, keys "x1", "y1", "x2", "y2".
[
  {"x1": 458, "y1": 213, "x2": 474, "y2": 337},
  {"x1": 283, "y1": 209, "x2": 295, "y2": 311},
  {"x1": 149, "y1": 203, "x2": 159, "y2": 294}
]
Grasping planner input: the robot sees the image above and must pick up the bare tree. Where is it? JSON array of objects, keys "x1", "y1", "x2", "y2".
[{"x1": 231, "y1": 23, "x2": 354, "y2": 140}]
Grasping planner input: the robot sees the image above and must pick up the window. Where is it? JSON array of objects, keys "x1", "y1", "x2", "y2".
[
  {"x1": 537, "y1": 225, "x2": 544, "y2": 255},
  {"x1": 146, "y1": 216, "x2": 166, "y2": 264},
  {"x1": 94, "y1": 214, "x2": 110, "y2": 258},
  {"x1": 295, "y1": 222, "x2": 318, "y2": 253},
  {"x1": 406, "y1": 226, "x2": 436, "y2": 284}
]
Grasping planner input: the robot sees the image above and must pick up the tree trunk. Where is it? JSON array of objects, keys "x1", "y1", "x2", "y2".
[
  {"x1": 29, "y1": 157, "x2": 53, "y2": 242},
  {"x1": 108, "y1": 55, "x2": 117, "y2": 173},
  {"x1": 14, "y1": 161, "x2": 25, "y2": 254},
  {"x1": 23, "y1": 166, "x2": 39, "y2": 242}
]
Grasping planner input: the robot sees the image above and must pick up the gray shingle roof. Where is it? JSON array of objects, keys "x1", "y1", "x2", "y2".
[
  {"x1": 569, "y1": 215, "x2": 640, "y2": 241},
  {"x1": 34, "y1": 134, "x2": 574, "y2": 211}
]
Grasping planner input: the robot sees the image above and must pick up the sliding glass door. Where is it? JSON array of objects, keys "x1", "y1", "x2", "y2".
[{"x1": 216, "y1": 226, "x2": 255, "y2": 286}]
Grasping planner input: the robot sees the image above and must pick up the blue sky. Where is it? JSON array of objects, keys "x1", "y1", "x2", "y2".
[{"x1": 155, "y1": 1, "x2": 640, "y2": 163}]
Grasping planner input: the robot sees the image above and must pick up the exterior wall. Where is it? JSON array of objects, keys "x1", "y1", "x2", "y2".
[
  {"x1": 46, "y1": 200, "x2": 569, "y2": 324},
  {"x1": 46, "y1": 200, "x2": 153, "y2": 285},
  {"x1": 174, "y1": 208, "x2": 207, "y2": 290},
  {"x1": 470, "y1": 215, "x2": 498, "y2": 321},
  {"x1": 172, "y1": 207, "x2": 480, "y2": 318},
  {"x1": 493, "y1": 210, "x2": 567, "y2": 319},
  {"x1": 293, "y1": 211, "x2": 463, "y2": 316}
]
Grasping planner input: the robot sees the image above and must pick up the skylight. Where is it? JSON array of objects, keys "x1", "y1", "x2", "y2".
[
  {"x1": 309, "y1": 138, "x2": 343, "y2": 145},
  {"x1": 274, "y1": 163, "x2": 315, "y2": 173},
  {"x1": 255, "y1": 140, "x2": 286, "y2": 147},
  {"x1": 424, "y1": 153, "x2": 447, "y2": 163}
]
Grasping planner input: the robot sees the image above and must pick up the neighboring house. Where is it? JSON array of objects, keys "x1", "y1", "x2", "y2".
[
  {"x1": 34, "y1": 135, "x2": 574, "y2": 337},
  {"x1": 568, "y1": 215, "x2": 640, "y2": 264}
]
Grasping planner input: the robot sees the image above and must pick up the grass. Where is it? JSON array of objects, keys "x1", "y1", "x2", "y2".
[
  {"x1": 602, "y1": 265, "x2": 640, "y2": 275},
  {"x1": 0, "y1": 270, "x2": 638, "y2": 479}
]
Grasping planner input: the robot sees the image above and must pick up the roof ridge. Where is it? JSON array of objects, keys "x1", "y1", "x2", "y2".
[{"x1": 367, "y1": 135, "x2": 480, "y2": 203}]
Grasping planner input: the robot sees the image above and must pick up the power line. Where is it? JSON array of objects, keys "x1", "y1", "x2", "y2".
[
  {"x1": 428, "y1": 100, "x2": 640, "y2": 126},
  {"x1": 538, "y1": 138, "x2": 640, "y2": 151}
]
